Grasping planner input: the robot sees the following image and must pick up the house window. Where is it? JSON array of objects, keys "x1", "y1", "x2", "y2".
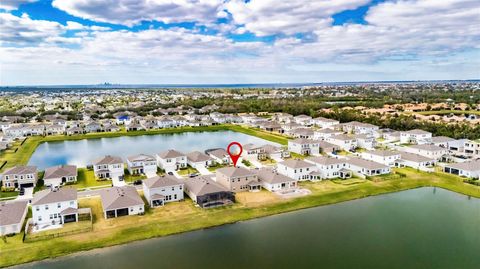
[
  {"x1": 70, "y1": 201, "x2": 74, "y2": 206},
  {"x1": 36, "y1": 206, "x2": 39, "y2": 211},
  {"x1": 57, "y1": 203, "x2": 61, "y2": 208},
  {"x1": 45, "y1": 205, "x2": 49, "y2": 210},
  {"x1": 174, "y1": 194, "x2": 177, "y2": 199},
  {"x1": 38, "y1": 216, "x2": 42, "y2": 221}
]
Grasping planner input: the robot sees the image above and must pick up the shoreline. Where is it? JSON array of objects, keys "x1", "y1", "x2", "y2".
[{"x1": 5, "y1": 185, "x2": 478, "y2": 269}]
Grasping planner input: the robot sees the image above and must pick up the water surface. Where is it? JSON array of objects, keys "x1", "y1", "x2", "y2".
[{"x1": 13, "y1": 188, "x2": 480, "y2": 269}]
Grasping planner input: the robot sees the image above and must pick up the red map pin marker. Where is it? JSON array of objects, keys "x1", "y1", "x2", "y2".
[{"x1": 227, "y1": 142, "x2": 243, "y2": 167}]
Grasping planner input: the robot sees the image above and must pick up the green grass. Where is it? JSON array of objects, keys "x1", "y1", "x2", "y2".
[
  {"x1": 0, "y1": 190, "x2": 18, "y2": 199},
  {"x1": 177, "y1": 166, "x2": 199, "y2": 176},
  {"x1": 241, "y1": 159, "x2": 252, "y2": 167},
  {"x1": 207, "y1": 162, "x2": 228, "y2": 172},
  {"x1": 74, "y1": 168, "x2": 111, "y2": 189}
]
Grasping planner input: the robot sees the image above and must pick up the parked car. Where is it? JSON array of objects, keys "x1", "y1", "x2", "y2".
[{"x1": 189, "y1": 173, "x2": 199, "y2": 178}]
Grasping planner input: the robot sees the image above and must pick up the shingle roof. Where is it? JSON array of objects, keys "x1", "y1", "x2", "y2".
[
  {"x1": 43, "y1": 165, "x2": 77, "y2": 180},
  {"x1": 127, "y1": 154, "x2": 155, "y2": 162},
  {"x1": 207, "y1": 148, "x2": 229, "y2": 159},
  {"x1": 187, "y1": 151, "x2": 212, "y2": 163},
  {"x1": 157, "y1": 149, "x2": 185, "y2": 159},
  {"x1": 444, "y1": 160, "x2": 480, "y2": 172},
  {"x1": 290, "y1": 138, "x2": 316, "y2": 144},
  {"x1": 32, "y1": 188, "x2": 77, "y2": 205},
  {"x1": 143, "y1": 175, "x2": 182, "y2": 189},
  {"x1": 278, "y1": 159, "x2": 315, "y2": 169},
  {"x1": 403, "y1": 129, "x2": 431, "y2": 135},
  {"x1": 0, "y1": 200, "x2": 28, "y2": 226},
  {"x1": 306, "y1": 156, "x2": 345, "y2": 166},
  {"x1": 256, "y1": 168, "x2": 296, "y2": 184},
  {"x1": 364, "y1": 150, "x2": 401, "y2": 157},
  {"x1": 216, "y1": 167, "x2": 256, "y2": 178},
  {"x1": 93, "y1": 155, "x2": 123, "y2": 165},
  {"x1": 400, "y1": 152, "x2": 434, "y2": 163},
  {"x1": 408, "y1": 144, "x2": 446, "y2": 152},
  {"x1": 2, "y1": 166, "x2": 37, "y2": 176},
  {"x1": 346, "y1": 157, "x2": 389, "y2": 170},
  {"x1": 184, "y1": 176, "x2": 229, "y2": 196},
  {"x1": 100, "y1": 186, "x2": 144, "y2": 211}
]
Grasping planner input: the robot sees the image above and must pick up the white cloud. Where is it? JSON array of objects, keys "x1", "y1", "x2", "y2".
[
  {"x1": 52, "y1": 0, "x2": 224, "y2": 26},
  {"x1": 0, "y1": 13, "x2": 65, "y2": 45},
  {"x1": 0, "y1": 0, "x2": 37, "y2": 11},
  {"x1": 225, "y1": 0, "x2": 370, "y2": 36}
]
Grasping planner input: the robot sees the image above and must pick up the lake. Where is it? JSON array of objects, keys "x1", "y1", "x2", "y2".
[
  {"x1": 12, "y1": 188, "x2": 480, "y2": 269},
  {"x1": 28, "y1": 131, "x2": 278, "y2": 170}
]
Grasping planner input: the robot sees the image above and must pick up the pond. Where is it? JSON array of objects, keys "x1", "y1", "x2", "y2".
[
  {"x1": 28, "y1": 131, "x2": 278, "y2": 170},
  {"x1": 13, "y1": 187, "x2": 480, "y2": 269}
]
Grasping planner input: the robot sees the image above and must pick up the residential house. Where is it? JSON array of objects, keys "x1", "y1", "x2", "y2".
[
  {"x1": 431, "y1": 136, "x2": 455, "y2": 148},
  {"x1": 293, "y1": 115, "x2": 313, "y2": 126},
  {"x1": 400, "y1": 129, "x2": 433, "y2": 144},
  {"x1": 305, "y1": 156, "x2": 351, "y2": 179},
  {"x1": 1, "y1": 166, "x2": 38, "y2": 189},
  {"x1": 100, "y1": 186, "x2": 144, "y2": 219},
  {"x1": 126, "y1": 154, "x2": 157, "y2": 177},
  {"x1": 318, "y1": 141, "x2": 340, "y2": 154},
  {"x1": 142, "y1": 175, "x2": 184, "y2": 207},
  {"x1": 255, "y1": 168, "x2": 297, "y2": 192},
  {"x1": 45, "y1": 124, "x2": 65, "y2": 135},
  {"x1": 93, "y1": 155, "x2": 124, "y2": 180},
  {"x1": 84, "y1": 122, "x2": 103, "y2": 133},
  {"x1": 396, "y1": 152, "x2": 436, "y2": 171},
  {"x1": 215, "y1": 167, "x2": 261, "y2": 192},
  {"x1": 361, "y1": 150, "x2": 401, "y2": 166},
  {"x1": 206, "y1": 148, "x2": 231, "y2": 164},
  {"x1": 464, "y1": 140, "x2": 480, "y2": 158},
  {"x1": 402, "y1": 144, "x2": 449, "y2": 160},
  {"x1": 156, "y1": 149, "x2": 187, "y2": 171},
  {"x1": 345, "y1": 157, "x2": 391, "y2": 177},
  {"x1": 66, "y1": 126, "x2": 84, "y2": 135},
  {"x1": 353, "y1": 134, "x2": 377, "y2": 150},
  {"x1": 184, "y1": 175, "x2": 235, "y2": 208},
  {"x1": 43, "y1": 165, "x2": 77, "y2": 187},
  {"x1": 187, "y1": 151, "x2": 214, "y2": 168},
  {"x1": 290, "y1": 128, "x2": 315, "y2": 139},
  {"x1": 0, "y1": 200, "x2": 29, "y2": 236},
  {"x1": 312, "y1": 117, "x2": 339, "y2": 129},
  {"x1": 313, "y1": 128, "x2": 342, "y2": 140},
  {"x1": 32, "y1": 188, "x2": 78, "y2": 227},
  {"x1": 325, "y1": 134, "x2": 357, "y2": 151},
  {"x1": 277, "y1": 159, "x2": 317, "y2": 181},
  {"x1": 342, "y1": 121, "x2": 379, "y2": 135},
  {"x1": 443, "y1": 160, "x2": 480, "y2": 179},
  {"x1": 288, "y1": 138, "x2": 320, "y2": 156}
]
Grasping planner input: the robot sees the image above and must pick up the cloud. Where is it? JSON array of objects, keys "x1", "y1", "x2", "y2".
[
  {"x1": 52, "y1": 0, "x2": 224, "y2": 26},
  {"x1": 0, "y1": 13, "x2": 65, "y2": 45},
  {"x1": 0, "y1": 0, "x2": 37, "y2": 11},
  {"x1": 225, "y1": 0, "x2": 370, "y2": 36}
]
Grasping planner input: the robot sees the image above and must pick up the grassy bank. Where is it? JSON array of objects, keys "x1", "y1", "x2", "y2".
[
  {"x1": 0, "y1": 167, "x2": 478, "y2": 268},
  {"x1": 416, "y1": 110, "x2": 480, "y2": 116}
]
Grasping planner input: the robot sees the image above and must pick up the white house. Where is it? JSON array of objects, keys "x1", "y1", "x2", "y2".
[
  {"x1": 361, "y1": 150, "x2": 401, "y2": 167},
  {"x1": 277, "y1": 159, "x2": 317, "y2": 181},
  {"x1": 93, "y1": 155, "x2": 124, "y2": 180},
  {"x1": 353, "y1": 134, "x2": 377, "y2": 150},
  {"x1": 431, "y1": 136, "x2": 455, "y2": 148},
  {"x1": 43, "y1": 165, "x2": 77, "y2": 187},
  {"x1": 187, "y1": 151, "x2": 214, "y2": 168},
  {"x1": 100, "y1": 186, "x2": 144, "y2": 219},
  {"x1": 342, "y1": 121, "x2": 379, "y2": 135},
  {"x1": 288, "y1": 138, "x2": 320, "y2": 156},
  {"x1": 443, "y1": 160, "x2": 480, "y2": 179},
  {"x1": 326, "y1": 134, "x2": 357, "y2": 151},
  {"x1": 305, "y1": 156, "x2": 351, "y2": 179},
  {"x1": 312, "y1": 117, "x2": 339, "y2": 129},
  {"x1": 464, "y1": 140, "x2": 480, "y2": 158},
  {"x1": 313, "y1": 128, "x2": 342, "y2": 140},
  {"x1": 256, "y1": 168, "x2": 298, "y2": 192},
  {"x1": 0, "y1": 200, "x2": 29, "y2": 236},
  {"x1": 1, "y1": 166, "x2": 38, "y2": 189},
  {"x1": 142, "y1": 175, "x2": 184, "y2": 207},
  {"x1": 400, "y1": 129, "x2": 432, "y2": 144},
  {"x1": 126, "y1": 154, "x2": 157, "y2": 177},
  {"x1": 397, "y1": 152, "x2": 436, "y2": 171},
  {"x1": 293, "y1": 115, "x2": 313, "y2": 126},
  {"x1": 156, "y1": 150, "x2": 187, "y2": 172},
  {"x1": 402, "y1": 144, "x2": 449, "y2": 160},
  {"x1": 345, "y1": 157, "x2": 391, "y2": 177},
  {"x1": 207, "y1": 148, "x2": 231, "y2": 164},
  {"x1": 32, "y1": 188, "x2": 78, "y2": 228}
]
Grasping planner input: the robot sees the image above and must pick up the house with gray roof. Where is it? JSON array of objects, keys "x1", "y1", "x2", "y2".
[
  {"x1": 255, "y1": 168, "x2": 297, "y2": 192},
  {"x1": 142, "y1": 175, "x2": 184, "y2": 207},
  {"x1": 400, "y1": 129, "x2": 432, "y2": 144},
  {"x1": 396, "y1": 152, "x2": 436, "y2": 171},
  {"x1": 402, "y1": 144, "x2": 449, "y2": 160},
  {"x1": 0, "y1": 200, "x2": 28, "y2": 236},
  {"x1": 43, "y1": 165, "x2": 77, "y2": 187},
  {"x1": 444, "y1": 160, "x2": 480, "y2": 179},
  {"x1": 206, "y1": 148, "x2": 231, "y2": 164},
  {"x1": 32, "y1": 188, "x2": 78, "y2": 227},
  {"x1": 93, "y1": 155, "x2": 124, "y2": 180},
  {"x1": 216, "y1": 167, "x2": 261, "y2": 192},
  {"x1": 156, "y1": 149, "x2": 187, "y2": 172},
  {"x1": 288, "y1": 138, "x2": 320, "y2": 156},
  {"x1": 277, "y1": 159, "x2": 317, "y2": 181},
  {"x1": 127, "y1": 154, "x2": 157, "y2": 177},
  {"x1": 184, "y1": 176, "x2": 235, "y2": 208},
  {"x1": 100, "y1": 186, "x2": 144, "y2": 219},
  {"x1": 345, "y1": 157, "x2": 391, "y2": 177},
  {"x1": 187, "y1": 151, "x2": 214, "y2": 168},
  {"x1": 305, "y1": 156, "x2": 351, "y2": 179},
  {"x1": 361, "y1": 150, "x2": 401, "y2": 166},
  {"x1": 1, "y1": 165, "x2": 38, "y2": 189}
]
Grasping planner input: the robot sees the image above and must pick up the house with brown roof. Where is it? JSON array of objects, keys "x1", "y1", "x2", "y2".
[
  {"x1": 187, "y1": 151, "x2": 214, "y2": 168},
  {"x1": 0, "y1": 200, "x2": 29, "y2": 236},
  {"x1": 1, "y1": 165, "x2": 38, "y2": 189},
  {"x1": 43, "y1": 165, "x2": 77, "y2": 187},
  {"x1": 142, "y1": 175, "x2": 184, "y2": 207},
  {"x1": 93, "y1": 155, "x2": 124, "y2": 180},
  {"x1": 184, "y1": 176, "x2": 235, "y2": 208},
  {"x1": 32, "y1": 188, "x2": 78, "y2": 228},
  {"x1": 156, "y1": 149, "x2": 187, "y2": 172},
  {"x1": 215, "y1": 167, "x2": 261, "y2": 192},
  {"x1": 206, "y1": 148, "x2": 231, "y2": 164},
  {"x1": 100, "y1": 186, "x2": 144, "y2": 219},
  {"x1": 255, "y1": 168, "x2": 297, "y2": 192}
]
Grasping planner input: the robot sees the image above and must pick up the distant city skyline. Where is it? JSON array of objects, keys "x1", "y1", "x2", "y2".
[{"x1": 1, "y1": 0, "x2": 479, "y2": 85}]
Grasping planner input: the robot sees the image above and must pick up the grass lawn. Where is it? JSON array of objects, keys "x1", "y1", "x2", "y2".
[
  {"x1": 416, "y1": 110, "x2": 480, "y2": 116},
  {"x1": 207, "y1": 163, "x2": 228, "y2": 172},
  {"x1": 177, "y1": 166, "x2": 199, "y2": 176},
  {"x1": 0, "y1": 190, "x2": 18, "y2": 199},
  {"x1": 1, "y1": 167, "x2": 478, "y2": 267},
  {"x1": 73, "y1": 168, "x2": 111, "y2": 189},
  {"x1": 25, "y1": 219, "x2": 92, "y2": 242},
  {"x1": 260, "y1": 158, "x2": 276, "y2": 166}
]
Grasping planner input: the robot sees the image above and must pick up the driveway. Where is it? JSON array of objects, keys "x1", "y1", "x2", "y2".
[
  {"x1": 196, "y1": 165, "x2": 212, "y2": 175},
  {"x1": 112, "y1": 176, "x2": 126, "y2": 187},
  {"x1": 247, "y1": 158, "x2": 264, "y2": 169},
  {"x1": 15, "y1": 187, "x2": 34, "y2": 201}
]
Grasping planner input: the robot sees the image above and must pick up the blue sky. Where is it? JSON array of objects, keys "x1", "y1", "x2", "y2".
[{"x1": 0, "y1": 0, "x2": 479, "y2": 85}]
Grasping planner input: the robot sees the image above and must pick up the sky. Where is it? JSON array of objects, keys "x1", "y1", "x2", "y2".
[{"x1": 0, "y1": 0, "x2": 479, "y2": 86}]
